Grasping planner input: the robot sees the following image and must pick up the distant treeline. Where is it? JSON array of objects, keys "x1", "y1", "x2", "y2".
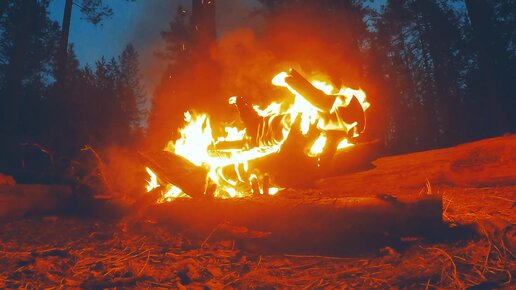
[
  {"x1": 0, "y1": 0, "x2": 515, "y2": 176},
  {"x1": 0, "y1": 1, "x2": 144, "y2": 174},
  {"x1": 150, "y1": 0, "x2": 515, "y2": 155}
]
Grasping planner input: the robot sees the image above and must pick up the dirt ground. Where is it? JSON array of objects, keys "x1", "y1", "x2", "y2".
[
  {"x1": 0, "y1": 136, "x2": 514, "y2": 289},
  {"x1": 0, "y1": 186, "x2": 513, "y2": 289}
]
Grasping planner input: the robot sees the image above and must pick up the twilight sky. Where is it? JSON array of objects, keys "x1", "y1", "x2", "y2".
[
  {"x1": 48, "y1": 0, "x2": 383, "y2": 95},
  {"x1": 48, "y1": 0, "x2": 263, "y2": 94}
]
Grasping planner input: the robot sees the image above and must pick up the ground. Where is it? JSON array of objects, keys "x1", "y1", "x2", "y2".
[{"x1": 0, "y1": 136, "x2": 514, "y2": 289}]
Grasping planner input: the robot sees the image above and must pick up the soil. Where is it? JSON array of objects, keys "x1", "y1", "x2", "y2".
[{"x1": 0, "y1": 135, "x2": 514, "y2": 289}]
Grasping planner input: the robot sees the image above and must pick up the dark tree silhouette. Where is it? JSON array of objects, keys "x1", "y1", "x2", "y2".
[
  {"x1": 118, "y1": 44, "x2": 146, "y2": 132},
  {"x1": 0, "y1": 0, "x2": 60, "y2": 171},
  {"x1": 464, "y1": 0, "x2": 516, "y2": 136},
  {"x1": 1, "y1": 0, "x2": 515, "y2": 179},
  {"x1": 57, "y1": 0, "x2": 137, "y2": 91},
  {"x1": 0, "y1": 2, "x2": 145, "y2": 178},
  {"x1": 191, "y1": 0, "x2": 216, "y2": 57}
]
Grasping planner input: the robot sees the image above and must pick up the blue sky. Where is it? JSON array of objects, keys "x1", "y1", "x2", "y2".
[
  {"x1": 49, "y1": 0, "x2": 187, "y2": 66},
  {"x1": 48, "y1": 0, "x2": 262, "y2": 93},
  {"x1": 48, "y1": 0, "x2": 383, "y2": 94}
]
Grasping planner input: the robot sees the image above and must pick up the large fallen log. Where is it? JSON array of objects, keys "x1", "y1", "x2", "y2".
[
  {"x1": 146, "y1": 193, "x2": 443, "y2": 255},
  {"x1": 317, "y1": 134, "x2": 516, "y2": 194},
  {"x1": 0, "y1": 184, "x2": 73, "y2": 221}
]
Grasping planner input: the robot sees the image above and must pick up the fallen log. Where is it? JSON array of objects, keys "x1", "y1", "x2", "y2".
[
  {"x1": 0, "y1": 184, "x2": 72, "y2": 221},
  {"x1": 146, "y1": 192, "x2": 443, "y2": 255},
  {"x1": 317, "y1": 134, "x2": 516, "y2": 194}
]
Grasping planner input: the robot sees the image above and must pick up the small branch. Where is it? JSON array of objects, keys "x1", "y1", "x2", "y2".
[
  {"x1": 200, "y1": 221, "x2": 224, "y2": 249},
  {"x1": 425, "y1": 247, "x2": 464, "y2": 289},
  {"x1": 81, "y1": 145, "x2": 113, "y2": 194}
]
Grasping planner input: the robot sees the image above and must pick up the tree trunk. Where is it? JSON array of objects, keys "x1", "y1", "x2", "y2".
[
  {"x1": 0, "y1": 0, "x2": 37, "y2": 172},
  {"x1": 191, "y1": 0, "x2": 216, "y2": 58},
  {"x1": 416, "y1": 3, "x2": 460, "y2": 147},
  {"x1": 57, "y1": 0, "x2": 73, "y2": 87},
  {"x1": 464, "y1": 0, "x2": 507, "y2": 134}
]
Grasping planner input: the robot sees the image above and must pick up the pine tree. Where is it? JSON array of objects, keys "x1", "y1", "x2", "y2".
[
  {"x1": 410, "y1": 0, "x2": 467, "y2": 146},
  {"x1": 464, "y1": 0, "x2": 516, "y2": 136},
  {"x1": 0, "y1": 0, "x2": 60, "y2": 171},
  {"x1": 372, "y1": 0, "x2": 420, "y2": 153},
  {"x1": 118, "y1": 44, "x2": 145, "y2": 132},
  {"x1": 57, "y1": 0, "x2": 113, "y2": 86}
]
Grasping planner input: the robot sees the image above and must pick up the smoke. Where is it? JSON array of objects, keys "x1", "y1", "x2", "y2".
[
  {"x1": 100, "y1": 1, "x2": 381, "y2": 197},
  {"x1": 121, "y1": 1, "x2": 186, "y2": 101},
  {"x1": 145, "y1": 2, "x2": 377, "y2": 150},
  {"x1": 122, "y1": 0, "x2": 261, "y2": 108},
  {"x1": 216, "y1": 0, "x2": 264, "y2": 36}
]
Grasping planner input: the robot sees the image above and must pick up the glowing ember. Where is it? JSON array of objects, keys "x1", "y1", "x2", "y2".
[{"x1": 145, "y1": 69, "x2": 370, "y2": 202}]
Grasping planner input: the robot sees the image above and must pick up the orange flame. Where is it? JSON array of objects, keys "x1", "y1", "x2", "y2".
[{"x1": 146, "y1": 70, "x2": 369, "y2": 202}]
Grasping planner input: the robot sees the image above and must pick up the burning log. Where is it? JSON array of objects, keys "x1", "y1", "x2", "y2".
[
  {"x1": 250, "y1": 176, "x2": 261, "y2": 196},
  {"x1": 249, "y1": 122, "x2": 379, "y2": 187},
  {"x1": 285, "y1": 69, "x2": 335, "y2": 112},
  {"x1": 140, "y1": 69, "x2": 373, "y2": 198},
  {"x1": 262, "y1": 174, "x2": 270, "y2": 196},
  {"x1": 249, "y1": 117, "x2": 320, "y2": 187},
  {"x1": 285, "y1": 69, "x2": 366, "y2": 133},
  {"x1": 147, "y1": 193, "x2": 443, "y2": 256},
  {"x1": 232, "y1": 96, "x2": 261, "y2": 146},
  {"x1": 322, "y1": 139, "x2": 381, "y2": 175},
  {"x1": 336, "y1": 95, "x2": 366, "y2": 133},
  {"x1": 138, "y1": 151, "x2": 208, "y2": 198}
]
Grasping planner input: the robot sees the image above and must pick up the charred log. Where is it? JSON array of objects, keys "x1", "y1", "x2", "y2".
[
  {"x1": 285, "y1": 69, "x2": 366, "y2": 133},
  {"x1": 147, "y1": 193, "x2": 443, "y2": 256},
  {"x1": 285, "y1": 69, "x2": 335, "y2": 111},
  {"x1": 138, "y1": 151, "x2": 208, "y2": 198},
  {"x1": 336, "y1": 95, "x2": 366, "y2": 134},
  {"x1": 262, "y1": 174, "x2": 270, "y2": 196}
]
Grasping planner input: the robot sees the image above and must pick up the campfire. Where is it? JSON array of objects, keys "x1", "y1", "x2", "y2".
[
  {"x1": 2, "y1": 0, "x2": 515, "y2": 287},
  {"x1": 144, "y1": 69, "x2": 370, "y2": 202}
]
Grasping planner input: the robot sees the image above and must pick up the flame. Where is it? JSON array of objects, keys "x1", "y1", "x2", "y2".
[
  {"x1": 145, "y1": 167, "x2": 190, "y2": 202},
  {"x1": 146, "y1": 70, "x2": 370, "y2": 202},
  {"x1": 337, "y1": 138, "x2": 353, "y2": 150},
  {"x1": 160, "y1": 185, "x2": 189, "y2": 203},
  {"x1": 145, "y1": 167, "x2": 159, "y2": 192},
  {"x1": 268, "y1": 187, "x2": 280, "y2": 196},
  {"x1": 309, "y1": 133, "x2": 327, "y2": 157}
]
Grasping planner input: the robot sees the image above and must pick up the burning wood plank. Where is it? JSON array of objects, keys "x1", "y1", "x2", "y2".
[
  {"x1": 284, "y1": 69, "x2": 366, "y2": 133},
  {"x1": 285, "y1": 69, "x2": 335, "y2": 112},
  {"x1": 138, "y1": 151, "x2": 208, "y2": 198},
  {"x1": 147, "y1": 193, "x2": 443, "y2": 255}
]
